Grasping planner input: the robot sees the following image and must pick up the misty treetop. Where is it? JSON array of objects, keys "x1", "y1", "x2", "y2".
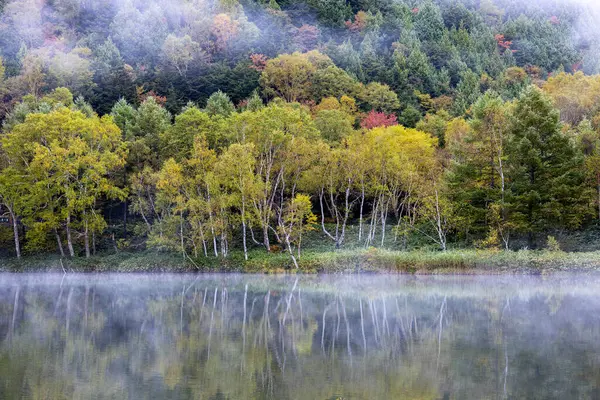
[
  {"x1": 2, "y1": 0, "x2": 600, "y2": 263},
  {"x1": 0, "y1": 0, "x2": 599, "y2": 116}
]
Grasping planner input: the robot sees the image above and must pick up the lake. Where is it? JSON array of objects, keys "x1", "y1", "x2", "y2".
[{"x1": 1, "y1": 273, "x2": 599, "y2": 399}]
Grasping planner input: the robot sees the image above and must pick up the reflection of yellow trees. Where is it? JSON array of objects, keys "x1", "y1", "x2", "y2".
[{"x1": 3, "y1": 278, "x2": 600, "y2": 399}]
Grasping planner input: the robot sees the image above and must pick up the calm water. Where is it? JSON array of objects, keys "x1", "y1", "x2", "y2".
[{"x1": 1, "y1": 274, "x2": 600, "y2": 399}]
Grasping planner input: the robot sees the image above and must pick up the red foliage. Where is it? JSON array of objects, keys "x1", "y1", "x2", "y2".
[
  {"x1": 360, "y1": 110, "x2": 398, "y2": 130},
  {"x1": 412, "y1": 8, "x2": 419, "y2": 14},
  {"x1": 139, "y1": 90, "x2": 167, "y2": 106},
  {"x1": 495, "y1": 34, "x2": 516, "y2": 53},
  {"x1": 572, "y1": 61, "x2": 583, "y2": 72},
  {"x1": 549, "y1": 16, "x2": 560, "y2": 25},
  {"x1": 294, "y1": 24, "x2": 320, "y2": 51},
  {"x1": 249, "y1": 53, "x2": 268, "y2": 71},
  {"x1": 345, "y1": 11, "x2": 368, "y2": 33}
]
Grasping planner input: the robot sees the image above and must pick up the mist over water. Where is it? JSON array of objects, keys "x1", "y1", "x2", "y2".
[{"x1": 1, "y1": 273, "x2": 600, "y2": 399}]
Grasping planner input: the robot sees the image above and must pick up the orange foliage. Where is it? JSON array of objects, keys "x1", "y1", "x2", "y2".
[
  {"x1": 495, "y1": 34, "x2": 515, "y2": 52},
  {"x1": 211, "y1": 14, "x2": 239, "y2": 52},
  {"x1": 249, "y1": 53, "x2": 268, "y2": 71},
  {"x1": 345, "y1": 11, "x2": 368, "y2": 33}
]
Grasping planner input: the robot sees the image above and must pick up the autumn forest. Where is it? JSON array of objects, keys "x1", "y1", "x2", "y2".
[{"x1": 1, "y1": 0, "x2": 600, "y2": 268}]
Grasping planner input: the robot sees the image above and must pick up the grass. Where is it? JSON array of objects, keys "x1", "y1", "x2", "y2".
[
  {"x1": 4, "y1": 224, "x2": 600, "y2": 274},
  {"x1": 3, "y1": 247, "x2": 600, "y2": 274}
]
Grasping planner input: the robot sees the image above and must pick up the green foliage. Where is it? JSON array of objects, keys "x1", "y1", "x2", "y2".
[
  {"x1": 161, "y1": 106, "x2": 210, "y2": 161},
  {"x1": 506, "y1": 86, "x2": 590, "y2": 244},
  {"x1": 245, "y1": 90, "x2": 264, "y2": 112},
  {"x1": 314, "y1": 109, "x2": 354, "y2": 144},
  {"x1": 546, "y1": 235, "x2": 561, "y2": 252},
  {"x1": 205, "y1": 90, "x2": 235, "y2": 117},
  {"x1": 1, "y1": 107, "x2": 126, "y2": 256},
  {"x1": 359, "y1": 82, "x2": 400, "y2": 113},
  {"x1": 1, "y1": 0, "x2": 600, "y2": 261},
  {"x1": 126, "y1": 97, "x2": 172, "y2": 169}
]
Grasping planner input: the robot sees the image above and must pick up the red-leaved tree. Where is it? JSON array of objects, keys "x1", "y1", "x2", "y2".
[{"x1": 360, "y1": 110, "x2": 398, "y2": 130}]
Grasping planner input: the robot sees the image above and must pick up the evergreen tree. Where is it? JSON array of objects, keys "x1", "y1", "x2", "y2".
[{"x1": 506, "y1": 86, "x2": 589, "y2": 246}]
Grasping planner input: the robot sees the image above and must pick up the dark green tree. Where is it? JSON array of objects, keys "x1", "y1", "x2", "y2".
[{"x1": 506, "y1": 86, "x2": 590, "y2": 246}]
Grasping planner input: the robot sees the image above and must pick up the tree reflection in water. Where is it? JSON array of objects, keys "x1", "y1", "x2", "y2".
[{"x1": 1, "y1": 274, "x2": 600, "y2": 399}]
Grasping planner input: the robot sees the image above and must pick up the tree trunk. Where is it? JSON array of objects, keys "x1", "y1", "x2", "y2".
[
  {"x1": 263, "y1": 225, "x2": 271, "y2": 252},
  {"x1": 84, "y1": 219, "x2": 91, "y2": 258},
  {"x1": 66, "y1": 214, "x2": 75, "y2": 257},
  {"x1": 200, "y1": 225, "x2": 208, "y2": 257},
  {"x1": 123, "y1": 172, "x2": 128, "y2": 238},
  {"x1": 597, "y1": 178, "x2": 600, "y2": 221},
  {"x1": 284, "y1": 234, "x2": 299, "y2": 269},
  {"x1": 358, "y1": 185, "x2": 365, "y2": 242},
  {"x1": 242, "y1": 199, "x2": 248, "y2": 261},
  {"x1": 123, "y1": 199, "x2": 128, "y2": 238},
  {"x1": 55, "y1": 228, "x2": 65, "y2": 257},
  {"x1": 180, "y1": 213, "x2": 185, "y2": 259},
  {"x1": 434, "y1": 189, "x2": 447, "y2": 251},
  {"x1": 380, "y1": 198, "x2": 388, "y2": 248},
  {"x1": 319, "y1": 189, "x2": 340, "y2": 247},
  {"x1": 8, "y1": 207, "x2": 20, "y2": 259}
]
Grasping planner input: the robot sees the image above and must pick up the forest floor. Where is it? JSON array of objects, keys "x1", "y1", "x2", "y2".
[{"x1": 3, "y1": 248, "x2": 600, "y2": 274}]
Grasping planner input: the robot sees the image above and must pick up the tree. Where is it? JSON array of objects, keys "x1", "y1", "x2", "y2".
[
  {"x1": 294, "y1": 24, "x2": 320, "y2": 52},
  {"x1": 1, "y1": 107, "x2": 127, "y2": 257},
  {"x1": 452, "y1": 70, "x2": 481, "y2": 116},
  {"x1": 215, "y1": 143, "x2": 261, "y2": 260},
  {"x1": 359, "y1": 82, "x2": 400, "y2": 113},
  {"x1": 91, "y1": 39, "x2": 135, "y2": 115},
  {"x1": 259, "y1": 51, "x2": 333, "y2": 102},
  {"x1": 416, "y1": 110, "x2": 450, "y2": 148},
  {"x1": 360, "y1": 110, "x2": 398, "y2": 130},
  {"x1": 18, "y1": 51, "x2": 45, "y2": 98},
  {"x1": 245, "y1": 90, "x2": 264, "y2": 112},
  {"x1": 414, "y1": 1, "x2": 446, "y2": 42},
  {"x1": 153, "y1": 158, "x2": 187, "y2": 255},
  {"x1": 47, "y1": 47, "x2": 95, "y2": 98},
  {"x1": 205, "y1": 90, "x2": 235, "y2": 117},
  {"x1": 223, "y1": 103, "x2": 319, "y2": 251},
  {"x1": 419, "y1": 169, "x2": 454, "y2": 251},
  {"x1": 278, "y1": 194, "x2": 316, "y2": 268},
  {"x1": 0, "y1": 165, "x2": 26, "y2": 258},
  {"x1": 162, "y1": 34, "x2": 200, "y2": 77},
  {"x1": 448, "y1": 92, "x2": 512, "y2": 247},
  {"x1": 310, "y1": 0, "x2": 352, "y2": 27},
  {"x1": 211, "y1": 13, "x2": 240, "y2": 53},
  {"x1": 315, "y1": 109, "x2": 354, "y2": 144},
  {"x1": 311, "y1": 66, "x2": 360, "y2": 101},
  {"x1": 576, "y1": 120, "x2": 600, "y2": 221},
  {"x1": 111, "y1": 2, "x2": 168, "y2": 65},
  {"x1": 161, "y1": 105, "x2": 211, "y2": 161},
  {"x1": 506, "y1": 86, "x2": 589, "y2": 246},
  {"x1": 126, "y1": 97, "x2": 172, "y2": 169},
  {"x1": 303, "y1": 144, "x2": 358, "y2": 249},
  {"x1": 543, "y1": 72, "x2": 600, "y2": 126}
]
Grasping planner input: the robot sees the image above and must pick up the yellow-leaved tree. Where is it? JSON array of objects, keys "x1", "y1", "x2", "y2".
[{"x1": 1, "y1": 107, "x2": 127, "y2": 257}]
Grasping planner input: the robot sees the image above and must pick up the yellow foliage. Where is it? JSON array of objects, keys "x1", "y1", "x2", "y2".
[{"x1": 543, "y1": 71, "x2": 600, "y2": 125}]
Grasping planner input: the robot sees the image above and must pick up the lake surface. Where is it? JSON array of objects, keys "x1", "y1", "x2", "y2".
[{"x1": 1, "y1": 274, "x2": 600, "y2": 399}]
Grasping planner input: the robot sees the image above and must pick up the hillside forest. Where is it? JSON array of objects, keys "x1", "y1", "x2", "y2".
[{"x1": 2, "y1": 0, "x2": 600, "y2": 264}]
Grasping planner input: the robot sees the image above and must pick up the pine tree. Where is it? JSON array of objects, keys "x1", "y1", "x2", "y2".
[{"x1": 506, "y1": 86, "x2": 589, "y2": 246}]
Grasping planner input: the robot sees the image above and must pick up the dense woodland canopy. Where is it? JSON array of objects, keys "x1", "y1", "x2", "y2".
[{"x1": 2, "y1": 0, "x2": 600, "y2": 263}]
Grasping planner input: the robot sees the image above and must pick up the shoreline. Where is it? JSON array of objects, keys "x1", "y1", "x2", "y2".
[{"x1": 2, "y1": 248, "x2": 600, "y2": 274}]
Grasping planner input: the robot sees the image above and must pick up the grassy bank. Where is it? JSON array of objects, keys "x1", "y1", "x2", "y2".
[{"x1": 2, "y1": 248, "x2": 600, "y2": 274}]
